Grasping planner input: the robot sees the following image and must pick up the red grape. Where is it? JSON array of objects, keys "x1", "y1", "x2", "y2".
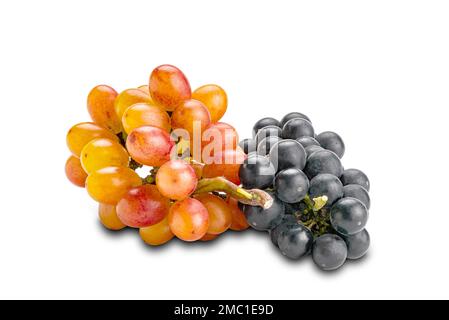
[
  {"x1": 156, "y1": 160, "x2": 198, "y2": 200},
  {"x1": 117, "y1": 184, "x2": 170, "y2": 228},
  {"x1": 126, "y1": 125, "x2": 175, "y2": 167}
]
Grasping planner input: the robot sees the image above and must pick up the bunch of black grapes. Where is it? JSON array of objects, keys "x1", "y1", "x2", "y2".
[{"x1": 238, "y1": 112, "x2": 371, "y2": 271}]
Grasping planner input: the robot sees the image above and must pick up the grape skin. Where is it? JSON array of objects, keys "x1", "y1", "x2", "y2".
[
  {"x1": 254, "y1": 125, "x2": 283, "y2": 144},
  {"x1": 252, "y1": 117, "x2": 281, "y2": 137},
  {"x1": 316, "y1": 131, "x2": 345, "y2": 158},
  {"x1": 80, "y1": 138, "x2": 129, "y2": 174},
  {"x1": 312, "y1": 234, "x2": 348, "y2": 271},
  {"x1": 257, "y1": 136, "x2": 281, "y2": 156},
  {"x1": 340, "y1": 168, "x2": 370, "y2": 191},
  {"x1": 269, "y1": 139, "x2": 307, "y2": 172},
  {"x1": 114, "y1": 88, "x2": 151, "y2": 120},
  {"x1": 343, "y1": 184, "x2": 371, "y2": 209},
  {"x1": 126, "y1": 125, "x2": 175, "y2": 167},
  {"x1": 171, "y1": 99, "x2": 211, "y2": 138},
  {"x1": 66, "y1": 122, "x2": 119, "y2": 157},
  {"x1": 194, "y1": 193, "x2": 232, "y2": 235},
  {"x1": 305, "y1": 145, "x2": 324, "y2": 158},
  {"x1": 202, "y1": 122, "x2": 239, "y2": 159},
  {"x1": 192, "y1": 84, "x2": 227, "y2": 122},
  {"x1": 304, "y1": 149, "x2": 344, "y2": 179},
  {"x1": 239, "y1": 138, "x2": 257, "y2": 154},
  {"x1": 121, "y1": 102, "x2": 171, "y2": 134},
  {"x1": 87, "y1": 85, "x2": 121, "y2": 133},
  {"x1": 227, "y1": 197, "x2": 250, "y2": 231},
  {"x1": 280, "y1": 112, "x2": 311, "y2": 127},
  {"x1": 274, "y1": 168, "x2": 309, "y2": 204},
  {"x1": 86, "y1": 166, "x2": 142, "y2": 205},
  {"x1": 98, "y1": 203, "x2": 126, "y2": 231},
  {"x1": 65, "y1": 155, "x2": 88, "y2": 188},
  {"x1": 149, "y1": 64, "x2": 191, "y2": 112},
  {"x1": 270, "y1": 215, "x2": 298, "y2": 247},
  {"x1": 155, "y1": 160, "x2": 198, "y2": 201},
  {"x1": 282, "y1": 118, "x2": 314, "y2": 139},
  {"x1": 241, "y1": 192, "x2": 285, "y2": 231},
  {"x1": 330, "y1": 197, "x2": 368, "y2": 235},
  {"x1": 278, "y1": 223, "x2": 313, "y2": 260},
  {"x1": 239, "y1": 154, "x2": 276, "y2": 189},
  {"x1": 296, "y1": 136, "x2": 320, "y2": 149},
  {"x1": 342, "y1": 229, "x2": 370, "y2": 260},
  {"x1": 202, "y1": 148, "x2": 246, "y2": 185},
  {"x1": 139, "y1": 216, "x2": 174, "y2": 246},
  {"x1": 308, "y1": 174, "x2": 344, "y2": 208},
  {"x1": 168, "y1": 198, "x2": 209, "y2": 242},
  {"x1": 116, "y1": 184, "x2": 170, "y2": 228}
]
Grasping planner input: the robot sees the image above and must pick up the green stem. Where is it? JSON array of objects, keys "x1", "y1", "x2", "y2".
[
  {"x1": 194, "y1": 177, "x2": 273, "y2": 209},
  {"x1": 303, "y1": 195, "x2": 315, "y2": 210}
]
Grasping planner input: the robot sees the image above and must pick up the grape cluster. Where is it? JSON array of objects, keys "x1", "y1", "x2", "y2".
[
  {"x1": 239, "y1": 113, "x2": 371, "y2": 271},
  {"x1": 65, "y1": 64, "x2": 371, "y2": 272},
  {"x1": 65, "y1": 64, "x2": 250, "y2": 246}
]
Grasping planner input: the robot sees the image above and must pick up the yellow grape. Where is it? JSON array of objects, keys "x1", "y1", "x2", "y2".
[
  {"x1": 114, "y1": 88, "x2": 152, "y2": 120},
  {"x1": 98, "y1": 203, "x2": 126, "y2": 231},
  {"x1": 202, "y1": 148, "x2": 246, "y2": 185},
  {"x1": 192, "y1": 84, "x2": 228, "y2": 122},
  {"x1": 194, "y1": 193, "x2": 232, "y2": 235},
  {"x1": 122, "y1": 102, "x2": 171, "y2": 134},
  {"x1": 138, "y1": 85, "x2": 150, "y2": 94},
  {"x1": 80, "y1": 138, "x2": 129, "y2": 174},
  {"x1": 227, "y1": 197, "x2": 250, "y2": 231},
  {"x1": 65, "y1": 155, "x2": 88, "y2": 187},
  {"x1": 66, "y1": 122, "x2": 119, "y2": 157},
  {"x1": 200, "y1": 233, "x2": 219, "y2": 242},
  {"x1": 139, "y1": 216, "x2": 174, "y2": 246},
  {"x1": 86, "y1": 166, "x2": 142, "y2": 205},
  {"x1": 168, "y1": 198, "x2": 209, "y2": 242},
  {"x1": 87, "y1": 85, "x2": 121, "y2": 133},
  {"x1": 171, "y1": 99, "x2": 211, "y2": 138}
]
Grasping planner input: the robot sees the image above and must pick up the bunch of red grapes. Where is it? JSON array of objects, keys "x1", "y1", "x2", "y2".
[{"x1": 65, "y1": 65, "x2": 250, "y2": 245}]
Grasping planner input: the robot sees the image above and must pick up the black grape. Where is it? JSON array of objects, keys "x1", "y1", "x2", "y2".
[
  {"x1": 274, "y1": 168, "x2": 309, "y2": 203},
  {"x1": 269, "y1": 139, "x2": 307, "y2": 172},
  {"x1": 308, "y1": 174, "x2": 344, "y2": 207},
  {"x1": 241, "y1": 192, "x2": 285, "y2": 231},
  {"x1": 278, "y1": 224, "x2": 313, "y2": 259},
  {"x1": 331, "y1": 197, "x2": 368, "y2": 235},
  {"x1": 282, "y1": 118, "x2": 314, "y2": 139},
  {"x1": 312, "y1": 234, "x2": 348, "y2": 271},
  {"x1": 343, "y1": 184, "x2": 370, "y2": 209},
  {"x1": 342, "y1": 229, "x2": 370, "y2": 260},
  {"x1": 304, "y1": 149, "x2": 343, "y2": 179},
  {"x1": 257, "y1": 136, "x2": 282, "y2": 156},
  {"x1": 316, "y1": 131, "x2": 345, "y2": 158},
  {"x1": 340, "y1": 169, "x2": 370, "y2": 191},
  {"x1": 296, "y1": 136, "x2": 320, "y2": 149},
  {"x1": 305, "y1": 145, "x2": 324, "y2": 158},
  {"x1": 239, "y1": 138, "x2": 257, "y2": 154},
  {"x1": 254, "y1": 125, "x2": 283, "y2": 144},
  {"x1": 280, "y1": 112, "x2": 311, "y2": 127},
  {"x1": 270, "y1": 215, "x2": 298, "y2": 247},
  {"x1": 239, "y1": 154, "x2": 276, "y2": 189},
  {"x1": 252, "y1": 117, "x2": 281, "y2": 137}
]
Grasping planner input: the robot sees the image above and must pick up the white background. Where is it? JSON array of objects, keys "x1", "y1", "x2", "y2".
[{"x1": 0, "y1": 0, "x2": 448, "y2": 300}]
